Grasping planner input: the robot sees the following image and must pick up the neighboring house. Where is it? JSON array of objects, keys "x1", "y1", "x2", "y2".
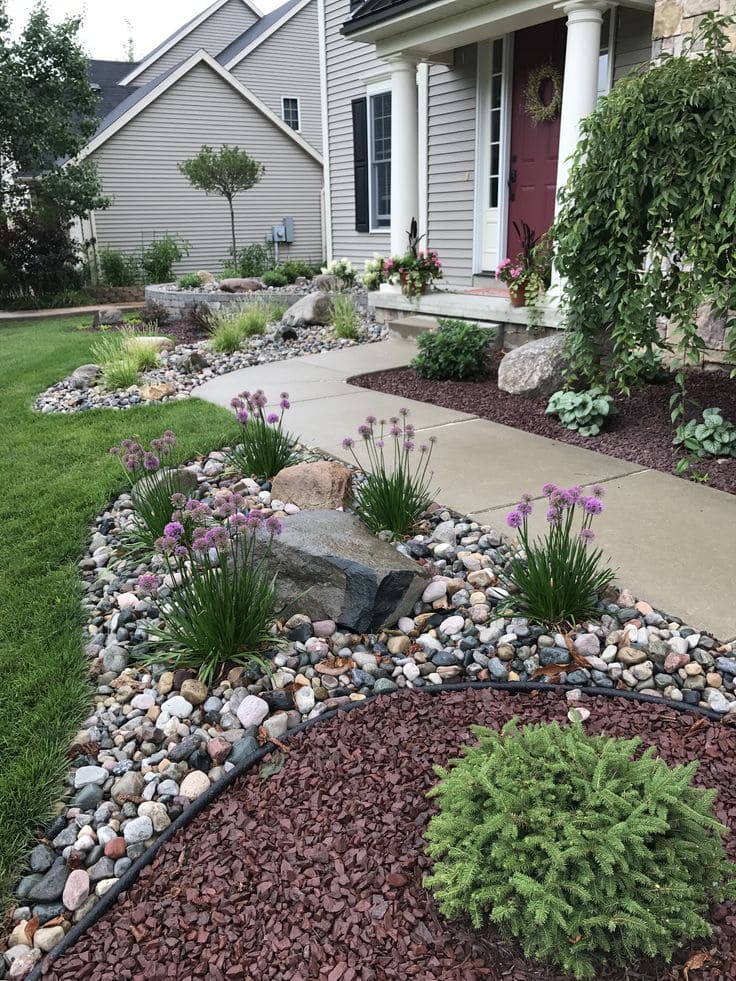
[
  {"x1": 80, "y1": 0, "x2": 324, "y2": 274},
  {"x1": 319, "y1": 0, "x2": 658, "y2": 289}
]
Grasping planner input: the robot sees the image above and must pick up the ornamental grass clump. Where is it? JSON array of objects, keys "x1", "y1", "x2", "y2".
[
  {"x1": 504, "y1": 483, "x2": 614, "y2": 626},
  {"x1": 227, "y1": 389, "x2": 298, "y2": 479},
  {"x1": 137, "y1": 493, "x2": 282, "y2": 684},
  {"x1": 425, "y1": 719, "x2": 736, "y2": 979},
  {"x1": 342, "y1": 410, "x2": 436, "y2": 538},
  {"x1": 110, "y1": 430, "x2": 188, "y2": 552},
  {"x1": 331, "y1": 294, "x2": 359, "y2": 339}
]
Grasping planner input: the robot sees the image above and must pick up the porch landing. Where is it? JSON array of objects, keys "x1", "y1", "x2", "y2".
[
  {"x1": 368, "y1": 287, "x2": 563, "y2": 331},
  {"x1": 193, "y1": 339, "x2": 736, "y2": 641}
]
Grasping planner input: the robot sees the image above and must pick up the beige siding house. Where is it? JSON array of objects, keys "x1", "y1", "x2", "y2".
[
  {"x1": 81, "y1": 0, "x2": 324, "y2": 274},
  {"x1": 319, "y1": 0, "x2": 656, "y2": 290}
]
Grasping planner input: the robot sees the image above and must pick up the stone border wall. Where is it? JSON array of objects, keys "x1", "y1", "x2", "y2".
[{"x1": 145, "y1": 285, "x2": 369, "y2": 320}]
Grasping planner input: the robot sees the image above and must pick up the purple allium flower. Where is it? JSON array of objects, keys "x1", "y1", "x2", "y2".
[
  {"x1": 546, "y1": 507, "x2": 561, "y2": 526},
  {"x1": 366, "y1": 415, "x2": 377, "y2": 425},
  {"x1": 173, "y1": 545, "x2": 188, "y2": 557},
  {"x1": 567, "y1": 485, "x2": 583, "y2": 503},
  {"x1": 506, "y1": 510, "x2": 523, "y2": 529},
  {"x1": 162, "y1": 430, "x2": 176, "y2": 446},
  {"x1": 517, "y1": 501, "x2": 533, "y2": 517},
  {"x1": 280, "y1": 399, "x2": 290, "y2": 410},
  {"x1": 150, "y1": 438, "x2": 163, "y2": 452},
  {"x1": 155, "y1": 535, "x2": 177, "y2": 554},
  {"x1": 582, "y1": 496, "x2": 604, "y2": 515},
  {"x1": 580, "y1": 528, "x2": 596, "y2": 544},
  {"x1": 357, "y1": 423, "x2": 371, "y2": 437},
  {"x1": 519, "y1": 491, "x2": 533, "y2": 503},
  {"x1": 389, "y1": 425, "x2": 401, "y2": 438},
  {"x1": 591, "y1": 484, "x2": 605, "y2": 498},
  {"x1": 240, "y1": 390, "x2": 251, "y2": 401},
  {"x1": 121, "y1": 438, "x2": 135, "y2": 450},
  {"x1": 123, "y1": 454, "x2": 140, "y2": 472},
  {"x1": 542, "y1": 482, "x2": 557, "y2": 497},
  {"x1": 191, "y1": 532, "x2": 209, "y2": 551},
  {"x1": 266, "y1": 412, "x2": 279, "y2": 425},
  {"x1": 230, "y1": 396, "x2": 242, "y2": 409},
  {"x1": 419, "y1": 444, "x2": 428, "y2": 454},
  {"x1": 429, "y1": 435, "x2": 438, "y2": 444},
  {"x1": 143, "y1": 452, "x2": 160, "y2": 472},
  {"x1": 170, "y1": 492, "x2": 187, "y2": 508},
  {"x1": 399, "y1": 407, "x2": 409, "y2": 417},
  {"x1": 376, "y1": 439, "x2": 385, "y2": 449},
  {"x1": 342, "y1": 437, "x2": 355, "y2": 450},
  {"x1": 137, "y1": 572, "x2": 158, "y2": 595},
  {"x1": 404, "y1": 440, "x2": 415, "y2": 451},
  {"x1": 280, "y1": 391, "x2": 289, "y2": 400},
  {"x1": 253, "y1": 389, "x2": 268, "y2": 408},
  {"x1": 236, "y1": 409, "x2": 249, "y2": 425},
  {"x1": 266, "y1": 515, "x2": 283, "y2": 535},
  {"x1": 109, "y1": 446, "x2": 119, "y2": 456},
  {"x1": 405, "y1": 423, "x2": 416, "y2": 435},
  {"x1": 389, "y1": 416, "x2": 399, "y2": 425},
  {"x1": 246, "y1": 510, "x2": 264, "y2": 528},
  {"x1": 205, "y1": 526, "x2": 230, "y2": 548},
  {"x1": 230, "y1": 512, "x2": 248, "y2": 529},
  {"x1": 163, "y1": 521, "x2": 184, "y2": 540}
]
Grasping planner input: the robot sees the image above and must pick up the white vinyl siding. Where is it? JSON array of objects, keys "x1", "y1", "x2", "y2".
[
  {"x1": 230, "y1": 2, "x2": 323, "y2": 150},
  {"x1": 614, "y1": 7, "x2": 654, "y2": 82},
  {"x1": 90, "y1": 63, "x2": 324, "y2": 272},
  {"x1": 282, "y1": 97, "x2": 300, "y2": 130},
  {"x1": 322, "y1": 0, "x2": 390, "y2": 262},
  {"x1": 133, "y1": 0, "x2": 260, "y2": 86},
  {"x1": 426, "y1": 45, "x2": 477, "y2": 288}
]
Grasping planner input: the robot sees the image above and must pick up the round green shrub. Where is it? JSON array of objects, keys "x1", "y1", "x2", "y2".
[
  {"x1": 410, "y1": 319, "x2": 493, "y2": 380},
  {"x1": 261, "y1": 269, "x2": 288, "y2": 288},
  {"x1": 425, "y1": 719, "x2": 735, "y2": 979}
]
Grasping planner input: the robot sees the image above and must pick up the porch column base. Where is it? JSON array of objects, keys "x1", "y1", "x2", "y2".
[{"x1": 389, "y1": 55, "x2": 419, "y2": 257}]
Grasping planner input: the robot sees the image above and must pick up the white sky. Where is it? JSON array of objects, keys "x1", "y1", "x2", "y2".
[{"x1": 7, "y1": 0, "x2": 280, "y2": 61}]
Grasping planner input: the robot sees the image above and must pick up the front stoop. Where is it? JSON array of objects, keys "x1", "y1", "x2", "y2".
[{"x1": 387, "y1": 314, "x2": 441, "y2": 340}]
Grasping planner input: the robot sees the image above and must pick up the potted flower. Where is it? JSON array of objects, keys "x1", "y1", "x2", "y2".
[
  {"x1": 392, "y1": 249, "x2": 443, "y2": 297},
  {"x1": 496, "y1": 222, "x2": 551, "y2": 308}
]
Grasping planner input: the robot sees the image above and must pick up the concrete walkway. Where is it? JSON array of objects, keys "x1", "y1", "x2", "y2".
[
  {"x1": 0, "y1": 302, "x2": 141, "y2": 322},
  {"x1": 193, "y1": 339, "x2": 736, "y2": 640}
]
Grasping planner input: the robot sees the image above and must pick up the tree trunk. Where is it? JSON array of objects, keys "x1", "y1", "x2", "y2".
[{"x1": 227, "y1": 195, "x2": 237, "y2": 264}]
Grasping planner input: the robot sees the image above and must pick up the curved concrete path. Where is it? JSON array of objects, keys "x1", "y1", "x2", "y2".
[{"x1": 193, "y1": 339, "x2": 736, "y2": 640}]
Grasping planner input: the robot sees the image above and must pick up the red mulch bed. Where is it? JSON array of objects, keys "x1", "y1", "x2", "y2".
[
  {"x1": 350, "y1": 355, "x2": 736, "y2": 495},
  {"x1": 76, "y1": 318, "x2": 208, "y2": 345},
  {"x1": 45, "y1": 690, "x2": 736, "y2": 981}
]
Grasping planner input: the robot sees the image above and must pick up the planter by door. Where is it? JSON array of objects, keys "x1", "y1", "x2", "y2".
[
  {"x1": 507, "y1": 21, "x2": 566, "y2": 256},
  {"x1": 510, "y1": 287, "x2": 526, "y2": 308}
]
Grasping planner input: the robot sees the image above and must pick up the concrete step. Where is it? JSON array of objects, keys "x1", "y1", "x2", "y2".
[{"x1": 387, "y1": 315, "x2": 440, "y2": 341}]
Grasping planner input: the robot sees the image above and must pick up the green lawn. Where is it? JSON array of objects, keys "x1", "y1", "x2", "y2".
[{"x1": 0, "y1": 316, "x2": 233, "y2": 901}]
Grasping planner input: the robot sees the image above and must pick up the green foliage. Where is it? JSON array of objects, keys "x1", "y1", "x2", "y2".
[
  {"x1": 280, "y1": 259, "x2": 318, "y2": 283},
  {"x1": 178, "y1": 145, "x2": 265, "y2": 260},
  {"x1": 99, "y1": 357, "x2": 140, "y2": 391},
  {"x1": 629, "y1": 346, "x2": 671, "y2": 385},
  {"x1": 227, "y1": 390, "x2": 298, "y2": 479},
  {"x1": 207, "y1": 302, "x2": 279, "y2": 353},
  {"x1": 342, "y1": 413, "x2": 435, "y2": 539},
  {"x1": 219, "y1": 266, "x2": 240, "y2": 280},
  {"x1": 98, "y1": 247, "x2": 141, "y2": 287},
  {"x1": 90, "y1": 331, "x2": 158, "y2": 388},
  {"x1": 261, "y1": 269, "x2": 288, "y2": 287},
  {"x1": 177, "y1": 272, "x2": 203, "y2": 289},
  {"x1": 546, "y1": 387, "x2": 613, "y2": 437},
  {"x1": 553, "y1": 15, "x2": 736, "y2": 466},
  {"x1": 322, "y1": 257, "x2": 357, "y2": 285},
  {"x1": 125, "y1": 336, "x2": 160, "y2": 372},
  {"x1": 140, "y1": 299, "x2": 169, "y2": 328},
  {"x1": 238, "y1": 241, "x2": 276, "y2": 278},
  {"x1": 208, "y1": 317, "x2": 245, "y2": 355},
  {"x1": 411, "y1": 319, "x2": 492, "y2": 381},
  {"x1": 141, "y1": 234, "x2": 190, "y2": 284},
  {"x1": 0, "y1": 211, "x2": 83, "y2": 300},
  {"x1": 425, "y1": 719, "x2": 736, "y2": 979},
  {"x1": 504, "y1": 485, "x2": 614, "y2": 626},
  {"x1": 331, "y1": 294, "x2": 359, "y2": 339},
  {"x1": 673, "y1": 407, "x2": 736, "y2": 459}
]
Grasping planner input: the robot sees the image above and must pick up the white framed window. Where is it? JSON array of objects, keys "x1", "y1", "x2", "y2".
[
  {"x1": 282, "y1": 96, "x2": 301, "y2": 132},
  {"x1": 368, "y1": 89, "x2": 391, "y2": 230}
]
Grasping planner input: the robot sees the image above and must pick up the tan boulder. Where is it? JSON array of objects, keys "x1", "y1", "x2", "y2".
[
  {"x1": 140, "y1": 381, "x2": 176, "y2": 401},
  {"x1": 125, "y1": 335, "x2": 174, "y2": 353},
  {"x1": 197, "y1": 270, "x2": 216, "y2": 284},
  {"x1": 219, "y1": 278, "x2": 264, "y2": 293},
  {"x1": 271, "y1": 461, "x2": 352, "y2": 510}
]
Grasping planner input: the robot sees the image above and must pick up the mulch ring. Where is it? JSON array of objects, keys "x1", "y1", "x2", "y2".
[
  {"x1": 44, "y1": 690, "x2": 736, "y2": 981},
  {"x1": 349, "y1": 356, "x2": 736, "y2": 496}
]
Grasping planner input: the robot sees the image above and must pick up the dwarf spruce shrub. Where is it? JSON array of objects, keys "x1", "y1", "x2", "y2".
[{"x1": 425, "y1": 719, "x2": 736, "y2": 979}]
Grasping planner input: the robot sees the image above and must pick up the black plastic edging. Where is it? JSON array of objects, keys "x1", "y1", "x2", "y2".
[{"x1": 28, "y1": 680, "x2": 724, "y2": 979}]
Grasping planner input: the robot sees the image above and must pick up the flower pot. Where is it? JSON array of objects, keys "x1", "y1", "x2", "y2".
[
  {"x1": 510, "y1": 286, "x2": 526, "y2": 308},
  {"x1": 399, "y1": 271, "x2": 428, "y2": 296}
]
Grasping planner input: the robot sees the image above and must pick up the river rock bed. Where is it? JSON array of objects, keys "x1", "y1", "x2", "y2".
[
  {"x1": 4, "y1": 452, "x2": 735, "y2": 974},
  {"x1": 34, "y1": 317, "x2": 384, "y2": 415}
]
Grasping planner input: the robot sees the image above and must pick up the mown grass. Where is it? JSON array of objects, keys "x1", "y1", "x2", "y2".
[{"x1": 0, "y1": 316, "x2": 234, "y2": 901}]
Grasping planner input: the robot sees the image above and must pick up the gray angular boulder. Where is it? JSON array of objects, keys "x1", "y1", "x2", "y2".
[
  {"x1": 255, "y1": 510, "x2": 429, "y2": 631},
  {"x1": 282, "y1": 291, "x2": 332, "y2": 327},
  {"x1": 69, "y1": 364, "x2": 102, "y2": 390},
  {"x1": 93, "y1": 306, "x2": 124, "y2": 327},
  {"x1": 219, "y1": 278, "x2": 264, "y2": 293},
  {"x1": 497, "y1": 332, "x2": 567, "y2": 398}
]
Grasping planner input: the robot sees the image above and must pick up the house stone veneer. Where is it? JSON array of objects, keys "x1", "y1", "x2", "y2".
[{"x1": 652, "y1": 0, "x2": 736, "y2": 56}]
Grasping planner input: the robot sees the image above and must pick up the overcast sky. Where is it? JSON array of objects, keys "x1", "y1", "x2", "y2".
[{"x1": 7, "y1": 0, "x2": 280, "y2": 61}]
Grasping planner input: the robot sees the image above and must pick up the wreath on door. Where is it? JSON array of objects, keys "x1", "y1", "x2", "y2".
[{"x1": 524, "y1": 63, "x2": 563, "y2": 124}]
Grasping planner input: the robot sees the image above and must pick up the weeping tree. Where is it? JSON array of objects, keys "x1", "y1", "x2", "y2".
[
  {"x1": 178, "y1": 145, "x2": 265, "y2": 262},
  {"x1": 553, "y1": 15, "x2": 736, "y2": 465}
]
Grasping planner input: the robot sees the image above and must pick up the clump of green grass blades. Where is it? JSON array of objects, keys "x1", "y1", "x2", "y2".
[
  {"x1": 331, "y1": 294, "x2": 359, "y2": 339},
  {"x1": 207, "y1": 301, "x2": 283, "y2": 354},
  {"x1": 227, "y1": 389, "x2": 298, "y2": 478}
]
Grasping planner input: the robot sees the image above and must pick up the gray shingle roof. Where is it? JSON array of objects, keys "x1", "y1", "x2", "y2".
[
  {"x1": 216, "y1": 0, "x2": 303, "y2": 65},
  {"x1": 90, "y1": 59, "x2": 186, "y2": 141},
  {"x1": 88, "y1": 60, "x2": 139, "y2": 118}
]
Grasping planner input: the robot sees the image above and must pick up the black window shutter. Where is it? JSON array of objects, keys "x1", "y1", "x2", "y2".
[{"x1": 352, "y1": 97, "x2": 369, "y2": 233}]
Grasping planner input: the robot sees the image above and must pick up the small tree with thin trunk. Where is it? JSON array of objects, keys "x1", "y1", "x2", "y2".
[{"x1": 178, "y1": 145, "x2": 265, "y2": 262}]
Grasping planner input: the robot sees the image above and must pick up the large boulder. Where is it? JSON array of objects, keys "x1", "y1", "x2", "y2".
[
  {"x1": 69, "y1": 364, "x2": 102, "y2": 390},
  {"x1": 313, "y1": 274, "x2": 344, "y2": 293},
  {"x1": 271, "y1": 461, "x2": 352, "y2": 510},
  {"x1": 131, "y1": 467, "x2": 198, "y2": 508},
  {"x1": 219, "y1": 278, "x2": 264, "y2": 293},
  {"x1": 93, "y1": 306, "x2": 124, "y2": 326},
  {"x1": 497, "y1": 332, "x2": 567, "y2": 398},
  {"x1": 125, "y1": 335, "x2": 174, "y2": 353},
  {"x1": 254, "y1": 510, "x2": 429, "y2": 631},
  {"x1": 281, "y1": 291, "x2": 332, "y2": 327}
]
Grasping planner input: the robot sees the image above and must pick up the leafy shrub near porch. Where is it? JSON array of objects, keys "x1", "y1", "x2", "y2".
[
  {"x1": 553, "y1": 16, "x2": 736, "y2": 472},
  {"x1": 424, "y1": 718, "x2": 736, "y2": 979},
  {"x1": 673, "y1": 407, "x2": 736, "y2": 459},
  {"x1": 411, "y1": 319, "x2": 493, "y2": 380},
  {"x1": 545, "y1": 387, "x2": 613, "y2": 436}
]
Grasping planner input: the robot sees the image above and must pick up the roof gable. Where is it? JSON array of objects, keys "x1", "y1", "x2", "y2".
[
  {"x1": 79, "y1": 50, "x2": 323, "y2": 166},
  {"x1": 217, "y1": 0, "x2": 312, "y2": 68},
  {"x1": 119, "y1": 0, "x2": 262, "y2": 85}
]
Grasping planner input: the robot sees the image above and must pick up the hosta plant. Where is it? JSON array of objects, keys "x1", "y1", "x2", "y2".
[
  {"x1": 504, "y1": 483, "x2": 614, "y2": 626},
  {"x1": 673, "y1": 407, "x2": 736, "y2": 459},
  {"x1": 425, "y1": 719, "x2": 736, "y2": 979},
  {"x1": 546, "y1": 387, "x2": 613, "y2": 436},
  {"x1": 138, "y1": 493, "x2": 281, "y2": 684},
  {"x1": 342, "y1": 410, "x2": 436, "y2": 538},
  {"x1": 227, "y1": 389, "x2": 298, "y2": 479}
]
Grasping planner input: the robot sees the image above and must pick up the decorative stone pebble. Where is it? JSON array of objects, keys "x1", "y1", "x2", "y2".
[
  {"x1": 179, "y1": 771, "x2": 211, "y2": 800},
  {"x1": 236, "y1": 695, "x2": 270, "y2": 728},
  {"x1": 123, "y1": 816, "x2": 153, "y2": 844},
  {"x1": 294, "y1": 686, "x2": 316, "y2": 713},
  {"x1": 161, "y1": 695, "x2": 193, "y2": 719},
  {"x1": 62, "y1": 869, "x2": 90, "y2": 911},
  {"x1": 73, "y1": 766, "x2": 108, "y2": 789},
  {"x1": 180, "y1": 679, "x2": 208, "y2": 706}
]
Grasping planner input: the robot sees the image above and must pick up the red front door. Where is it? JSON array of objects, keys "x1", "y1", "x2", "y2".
[{"x1": 507, "y1": 20, "x2": 566, "y2": 257}]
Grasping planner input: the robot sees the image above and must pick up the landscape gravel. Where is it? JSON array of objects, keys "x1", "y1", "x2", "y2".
[{"x1": 4, "y1": 449, "x2": 735, "y2": 974}]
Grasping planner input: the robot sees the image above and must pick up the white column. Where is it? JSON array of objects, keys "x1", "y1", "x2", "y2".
[
  {"x1": 389, "y1": 54, "x2": 419, "y2": 257},
  {"x1": 554, "y1": 1, "x2": 608, "y2": 209}
]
